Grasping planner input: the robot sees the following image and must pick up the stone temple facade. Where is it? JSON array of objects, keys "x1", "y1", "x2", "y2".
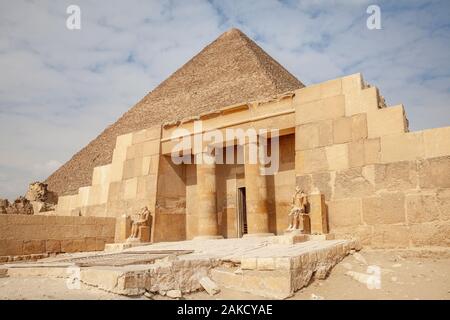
[{"x1": 1, "y1": 29, "x2": 449, "y2": 259}]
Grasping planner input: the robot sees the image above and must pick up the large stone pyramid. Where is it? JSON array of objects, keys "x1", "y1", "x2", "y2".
[{"x1": 46, "y1": 28, "x2": 304, "y2": 196}]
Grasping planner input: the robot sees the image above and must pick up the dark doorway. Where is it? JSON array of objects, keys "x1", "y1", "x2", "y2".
[{"x1": 237, "y1": 187, "x2": 248, "y2": 237}]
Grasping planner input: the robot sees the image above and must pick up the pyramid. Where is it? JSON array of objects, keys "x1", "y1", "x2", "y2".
[{"x1": 45, "y1": 28, "x2": 304, "y2": 196}]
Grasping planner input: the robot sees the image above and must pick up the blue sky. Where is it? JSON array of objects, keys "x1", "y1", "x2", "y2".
[{"x1": 0, "y1": 0, "x2": 449, "y2": 199}]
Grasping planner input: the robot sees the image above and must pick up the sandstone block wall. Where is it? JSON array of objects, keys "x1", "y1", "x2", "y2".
[
  {"x1": 56, "y1": 126, "x2": 161, "y2": 236},
  {"x1": 294, "y1": 73, "x2": 450, "y2": 248},
  {"x1": 0, "y1": 215, "x2": 116, "y2": 257}
]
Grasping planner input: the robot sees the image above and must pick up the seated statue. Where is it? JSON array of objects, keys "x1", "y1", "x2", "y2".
[
  {"x1": 286, "y1": 187, "x2": 308, "y2": 232},
  {"x1": 128, "y1": 206, "x2": 151, "y2": 241}
]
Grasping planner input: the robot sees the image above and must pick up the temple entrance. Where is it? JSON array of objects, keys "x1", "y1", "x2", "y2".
[{"x1": 237, "y1": 187, "x2": 248, "y2": 237}]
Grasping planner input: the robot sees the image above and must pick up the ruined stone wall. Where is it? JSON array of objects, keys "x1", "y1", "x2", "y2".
[
  {"x1": 294, "y1": 74, "x2": 450, "y2": 248},
  {"x1": 0, "y1": 215, "x2": 115, "y2": 258}
]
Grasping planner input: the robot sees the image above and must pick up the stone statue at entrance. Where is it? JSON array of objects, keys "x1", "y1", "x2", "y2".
[
  {"x1": 127, "y1": 206, "x2": 151, "y2": 241},
  {"x1": 286, "y1": 187, "x2": 308, "y2": 232}
]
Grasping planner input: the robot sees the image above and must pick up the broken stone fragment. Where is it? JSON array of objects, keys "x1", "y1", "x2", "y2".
[
  {"x1": 199, "y1": 276, "x2": 220, "y2": 296},
  {"x1": 166, "y1": 289, "x2": 182, "y2": 299}
]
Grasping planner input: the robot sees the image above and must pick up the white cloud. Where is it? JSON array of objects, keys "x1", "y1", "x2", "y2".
[{"x1": 0, "y1": 0, "x2": 449, "y2": 199}]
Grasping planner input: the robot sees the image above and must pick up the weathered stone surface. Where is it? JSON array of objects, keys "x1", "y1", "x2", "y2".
[
  {"x1": 348, "y1": 140, "x2": 365, "y2": 168},
  {"x1": 199, "y1": 276, "x2": 220, "y2": 295},
  {"x1": 325, "y1": 144, "x2": 349, "y2": 171},
  {"x1": 364, "y1": 138, "x2": 380, "y2": 164},
  {"x1": 371, "y1": 225, "x2": 410, "y2": 248},
  {"x1": 25, "y1": 181, "x2": 58, "y2": 204},
  {"x1": 334, "y1": 168, "x2": 375, "y2": 200},
  {"x1": 328, "y1": 198, "x2": 362, "y2": 228},
  {"x1": 295, "y1": 148, "x2": 328, "y2": 174},
  {"x1": 406, "y1": 193, "x2": 440, "y2": 224},
  {"x1": 333, "y1": 117, "x2": 352, "y2": 144},
  {"x1": 362, "y1": 192, "x2": 405, "y2": 225},
  {"x1": 373, "y1": 161, "x2": 418, "y2": 191},
  {"x1": 418, "y1": 157, "x2": 450, "y2": 189},
  {"x1": 409, "y1": 221, "x2": 450, "y2": 247},
  {"x1": 311, "y1": 172, "x2": 332, "y2": 201},
  {"x1": 367, "y1": 105, "x2": 406, "y2": 138},
  {"x1": 166, "y1": 289, "x2": 182, "y2": 299},
  {"x1": 380, "y1": 132, "x2": 424, "y2": 163},
  {"x1": 436, "y1": 189, "x2": 450, "y2": 221},
  {"x1": 295, "y1": 95, "x2": 345, "y2": 125},
  {"x1": 423, "y1": 127, "x2": 450, "y2": 159},
  {"x1": 295, "y1": 175, "x2": 312, "y2": 195},
  {"x1": 351, "y1": 114, "x2": 368, "y2": 141}
]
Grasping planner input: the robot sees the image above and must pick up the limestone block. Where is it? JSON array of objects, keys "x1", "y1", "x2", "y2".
[
  {"x1": 295, "y1": 148, "x2": 328, "y2": 175},
  {"x1": 367, "y1": 105, "x2": 407, "y2": 138},
  {"x1": 295, "y1": 78, "x2": 342, "y2": 104},
  {"x1": 423, "y1": 127, "x2": 450, "y2": 159},
  {"x1": 256, "y1": 257, "x2": 275, "y2": 270},
  {"x1": 296, "y1": 120, "x2": 333, "y2": 151},
  {"x1": 85, "y1": 237, "x2": 97, "y2": 251},
  {"x1": 437, "y1": 189, "x2": 450, "y2": 221},
  {"x1": 123, "y1": 157, "x2": 144, "y2": 179},
  {"x1": 199, "y1": 276, "x2": 220, "y2": 295},
  {"x1": 325, "y1": 144, "x2": 349, "y2": 171},
  {"x1": 410, "y1": 221, "x2": 450, "y2": 247},
  {"x1": 143, "y1": 140, "x2": 160, "y2": 157},
  {"x1": 23, "y1": 240, "x2": 45, "y2": 255},
  {"x1": 295, "y1": 175, "x2": 312, "y2": 194},
  {"x1": 364, "y1": 138, "x2": 381, "y2": 164},
  {"x1": 295, "y1": 95, "x2": 345, "y2": 125},
  {"x1": 351, "y1": 114, "x2": 368, "y2": 141},
  {"x1": 328, "y1": 198, "x2": 362, "y2": 228},
  {"x1": 123, "y1": 178, "x2": 138, "y2": 200},
  {"x1": 344, "y1": 86, "x2": 378, "y2": 116},
  {"x1": 92, "y1": 165, "x2": 111, "y2": 186},
  {"x1": 333, "y1": 167, "x2": 376, "y2": 200},
  {"x1": 241, "y1": 258, "x2": 257, "y2": 270},
  {"x1": 308, "y1": 193, "x2": 328, "y2": 234},
  {"x1": 126, "y1": 144, "x2": 144, "y2": 160},
  {"x1": 348, "y1": 140, "x2": 365, "y2": 168},
  {"x1": 362, "y1": 192, "x2": 406, "y2": 225},
  {"x1": 115, "y1": 133, "x2": 133, "y2": 150},
  {"x1": 311, "y1": 172, "x2": 332, "y2": 201},
  {"x1": 45, "y1": 240, "x2": 61, "y2": 253},
  {"x1": 371, "y1": 224, "x2": 410, "y2": 248},
  {"x1": 109, "y1": 160, "x2": 125, "y2": 182},
  {"x1": 114, "y1": 216, "x2": 131, "y2": 242},
  {"x1": 406, "y1": 193, "x2": 440, "y2": 224},
  {"x1": 132, "y1": 126, "x2": 161, "y2": 144},
  {"x1": 418, "y1": 156, "x2": 450, "y2": 189},
  {"x1": 341, "y1": 73, "x2": 363, "y2": 96},
  {"x1": 78, "y1": 186, "x2": 91, "y2": 207},
  {"x1": 380, "y1": 132, "x2": 424, "y2": 163},
  {"x1": 373, "y1": 161, "x2": 418, "y2": 191},
  {"x1": 333, "y1": 117, "x2": 352, "y2": 144},
  {"x1": 296, "y1": 123, "x2": 317, "y2": 151},
  {"x1": 0, "y1": 240, "x2": 23, "y2": 256},
  {"x1": 136, "y1": 175, "x2": 157, "y2": 200}
]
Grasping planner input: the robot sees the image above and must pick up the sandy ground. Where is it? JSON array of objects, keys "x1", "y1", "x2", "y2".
[{"x1": 1, "y1": 248, "x2": 449, "y2": 300}]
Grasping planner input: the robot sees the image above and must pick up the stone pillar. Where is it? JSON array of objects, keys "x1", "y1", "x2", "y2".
[
  {"x1": 194, "y1": 152, "x2": 222, "y2": 239},
  {"x1": 244, "y1": 141, "x2": 273, "y2": 236}
]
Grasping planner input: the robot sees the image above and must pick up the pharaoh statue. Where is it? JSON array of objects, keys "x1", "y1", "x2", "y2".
[
  {"x1": 286, "y1": 186, "x2": 308, "y2": 232},
  {"x1": 127, "y1": 206, "x2": 151, "y2": 241}
]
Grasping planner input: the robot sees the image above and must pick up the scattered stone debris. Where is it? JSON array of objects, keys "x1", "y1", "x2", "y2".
[
  {"x1": 166, "y1": 289, "x2": 182, "y2": 299},
  {"x1": 199, "y1": 276, "x2": 220, "y2": 296},
  {"x1": 1, "y1": 182, "x2": 58, "y2": 215},
  {"x1": 144, "y1": 292, "x2": 153, "y2": 299}
]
